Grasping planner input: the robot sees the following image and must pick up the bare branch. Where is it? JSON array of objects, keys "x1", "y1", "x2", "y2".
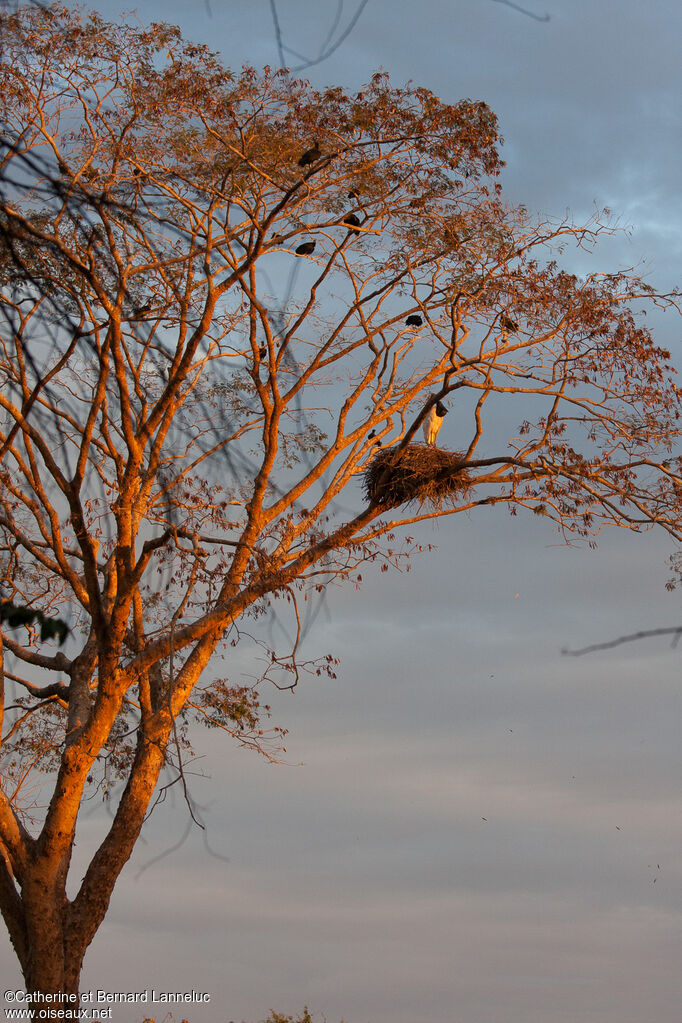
[{"x1": 562, "y1": 627, "x2": 682, "y2": 657}]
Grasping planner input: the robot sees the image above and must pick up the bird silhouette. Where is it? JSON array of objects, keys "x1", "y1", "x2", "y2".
[
  {"x1": 258, "y1": 345, "x2": 267, "y2": 359},
  {"x1": 131, "y1": 303, "x2": 152, "y2": 320},
  {"x1": 423, "y1": 400, "x2": 448, "y2": 446},
  {"x1": 298, "y1": 142, "x2": 321, "y2": 168},
  {"x1": 405, "y1": 314, "x2": 423, "y2": 327},
  {"x1": 501, "y1": 315, "x2": 519, "y2": 333},
  {"x1": 295, "y1": 241, "x2": 316, "y2": 256},
  {"x1": 342, "y1": 213, "x2": 361, "y2": 235}
]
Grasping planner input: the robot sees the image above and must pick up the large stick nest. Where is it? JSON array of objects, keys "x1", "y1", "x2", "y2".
[{"x1": 363, "y1": 444, "x2": 472, "y2": 509}]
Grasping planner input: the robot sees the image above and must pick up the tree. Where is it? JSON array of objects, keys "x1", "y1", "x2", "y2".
[{"x1": 1, "y1": 2, "x2": 681, "y2": 1006}]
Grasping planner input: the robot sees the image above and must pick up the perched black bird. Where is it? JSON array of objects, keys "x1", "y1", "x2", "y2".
[
  {"x1": 423, "y1": 400, "x2": 448, "y2": 446},
  {"x1": 342, "y1": 213, "x2": 361, "y2": 235},
  {"x1": 368, "y1": 429, "x2": 377, "y2": 440},
  {"x1": 258, "y1": 345, "x2": 267, "y2": 359},
  {"x1": 295, "y1": 241, "x2": 316, "y2": 256},
  {"x1": 405, "y1": 314, "x2": 423, "y2": 327},
  {"x1": 298, "y1": 141, "x2": 322, "y2": 168},
  {"x1": 501, "y1": 315, "x2": 519, "y2": 333}
]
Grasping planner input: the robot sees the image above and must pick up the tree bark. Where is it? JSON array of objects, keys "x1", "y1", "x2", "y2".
[{"x1": 21, "y1": 872, "x2": 79, "y2": 1008}]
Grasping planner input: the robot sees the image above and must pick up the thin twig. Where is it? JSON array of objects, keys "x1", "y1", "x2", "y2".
[
  {"x1": 562, "y1": 626, "x2": 682, "y2": 656},
  {"x1": 487, "y1": 0, "x2": 550, "y2": 22}
]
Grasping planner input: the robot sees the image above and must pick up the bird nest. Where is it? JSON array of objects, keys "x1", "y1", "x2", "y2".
[{"x1": 363, "y1": 444, "x2": 472, "y2": 509}]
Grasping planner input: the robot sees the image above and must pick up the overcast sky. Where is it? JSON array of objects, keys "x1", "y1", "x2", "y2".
[{"x1": 3, "y1": 2, "x2": 682, "y2": 1022}]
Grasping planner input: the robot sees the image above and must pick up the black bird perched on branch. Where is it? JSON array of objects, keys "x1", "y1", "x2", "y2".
[
  {"x1": 295, "y1": 241, "x2": 316, "y2": 256},
  {"x1": 343, "y1": 213, "x2": 361, "y2": 235},
  {"x1": 423, "y1": 400, "x2": 448, "y2": 446},
  {"x1": 298, "y1": 141, "x2": 322, "y2": 167},
  {"x1": 131, "y1": 303, "x2": 152, "y2": 320},
  {"x1": 258, "y1": 345, "x2": 267, "y2": 359},
  {"x1": 406, "y1": 314, "x2": 423, "y2": 327},
  {"x1": 501, "y1": 315, "x2": 519, "y2": 333}
]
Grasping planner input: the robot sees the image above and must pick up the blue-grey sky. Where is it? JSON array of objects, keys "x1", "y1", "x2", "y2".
[{"x1": 3, "y1": 3, "x2": 682, "y2": 1022}]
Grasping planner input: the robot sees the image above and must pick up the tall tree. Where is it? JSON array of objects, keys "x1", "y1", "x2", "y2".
[{"x1": 1, "y1": 2, "x2": 681, "y2": 1003}]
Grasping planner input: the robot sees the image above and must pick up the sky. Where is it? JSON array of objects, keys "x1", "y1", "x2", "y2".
[{"x1": 3, "y1": 2, "x2": 682, "y2": 1022}]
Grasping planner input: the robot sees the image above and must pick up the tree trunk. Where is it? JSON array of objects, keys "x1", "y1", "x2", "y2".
[
  {"x1": 20, "y1": 875, "x2": 81, "y2": 1016},
  {"x1": 0, "y1": 733, "x2": 169, "y2": 1015}
]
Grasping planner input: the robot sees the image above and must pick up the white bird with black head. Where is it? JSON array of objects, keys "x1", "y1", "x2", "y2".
[{"x1": 423, "y1": 399, "x2": 448, "y2": 446}]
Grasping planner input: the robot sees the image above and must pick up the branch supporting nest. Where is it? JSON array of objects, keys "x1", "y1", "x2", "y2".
[{"x1": 363, "y1": 444, "x2": 472, "y2": 509}]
